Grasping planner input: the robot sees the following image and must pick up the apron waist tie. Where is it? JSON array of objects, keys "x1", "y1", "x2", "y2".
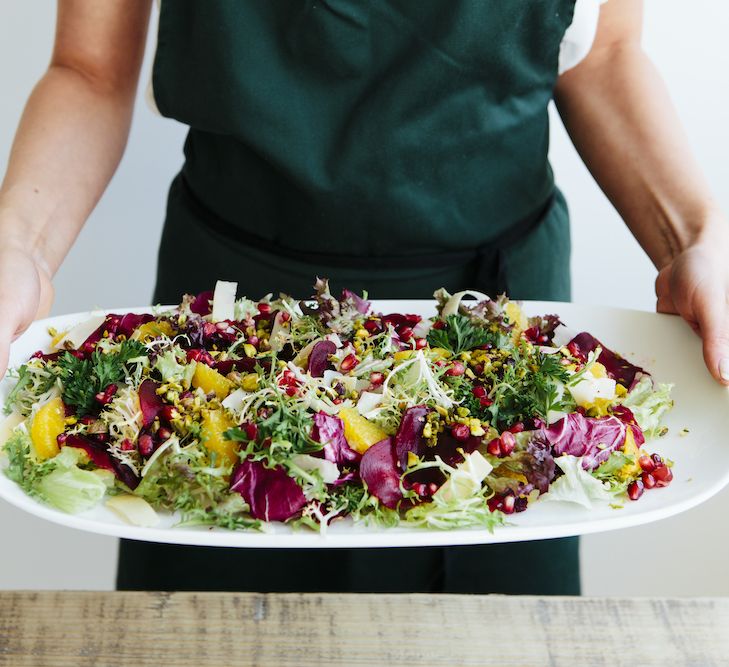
[{"x1": 178, "y1": 174, "x2": 555, "y2": 295}]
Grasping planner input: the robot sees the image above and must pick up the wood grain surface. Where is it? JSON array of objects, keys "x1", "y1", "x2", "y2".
[{"x1": 1, "y1": 592, "x2": 728, "y2": 666}]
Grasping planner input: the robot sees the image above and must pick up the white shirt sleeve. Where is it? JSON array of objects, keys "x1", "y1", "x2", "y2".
[{"x1": 558, "y1": 0, "x2": 609, "y2": 75}]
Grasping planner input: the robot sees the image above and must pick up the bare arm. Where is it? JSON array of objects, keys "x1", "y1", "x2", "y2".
[
  {"x1": 555, "y1": 0, "x2": 729, "y2": 384},
  {"x1": 0, "y1": 0, "x2": 152, "y2": 375}
]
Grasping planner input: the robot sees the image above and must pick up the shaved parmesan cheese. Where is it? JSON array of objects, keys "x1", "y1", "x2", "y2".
[
  {"x1": 356, "y1": 391, "x2": 382, "y2": 416},
  {"x1": 222, "y1": 388, "x2": 248, "y2": 413},
  {"x1": 292, "y1": 454, "x2": 339, "y2": 484},
  {"x1": 54, "y1": 314, "x2": 105, "y2": 349},
  {"x1": 212, "y1": 280, "x2": 237, "y2": 322},
  {"x1": 442, "y1": 290, "x2": 491, "y2": 317},
  {"x1": 106, "y1": 495, "x2": 160, "y2": 527},
  {"x1": 569, "y1": 376, "x2": 616, "y2": 407},
  {"x1": 434, "y1": 451, "x2": 493, "y2": 503}
]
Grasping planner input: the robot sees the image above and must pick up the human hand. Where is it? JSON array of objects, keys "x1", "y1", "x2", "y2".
[
  {"x1": 0, "y1": 243, "x2": 54, "y2": 379},
  {"x1": 655, "y1": 223, "x2": 729, "y2": 386}
]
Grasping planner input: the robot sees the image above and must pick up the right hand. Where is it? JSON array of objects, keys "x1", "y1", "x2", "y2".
[{"x1": 0, "y1": 244, "x2": 54, "y2": 379}]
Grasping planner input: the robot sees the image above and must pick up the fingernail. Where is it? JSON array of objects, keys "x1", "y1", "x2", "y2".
[{"x1": 720, "y1": 358, "x2": 729, "y2": 382}]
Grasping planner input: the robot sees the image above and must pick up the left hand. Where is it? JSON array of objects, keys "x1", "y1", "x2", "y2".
[{"x1": 655, "y1": 224, "x2": 729, "y2": 386}]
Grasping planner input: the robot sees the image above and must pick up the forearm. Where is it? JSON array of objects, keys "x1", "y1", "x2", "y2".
[
  {"x1": 0, "y1": 64, "x2": 137, "y2": 274},
  {"x1": 554, "y1": 44, "x2": 724, "y2": 269}
]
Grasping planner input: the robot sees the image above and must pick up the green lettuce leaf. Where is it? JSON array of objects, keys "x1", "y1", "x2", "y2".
[{"x1": 623, "y1": 376, "x2": 674, "y2": 438}]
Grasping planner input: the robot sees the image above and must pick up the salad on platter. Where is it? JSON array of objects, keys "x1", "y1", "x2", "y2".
[{"x1": 0, "y1": 279, "x2": 675, "y2": 534}]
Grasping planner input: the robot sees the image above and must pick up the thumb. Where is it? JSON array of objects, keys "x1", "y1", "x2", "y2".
[{"x1": 694, "y1": 286, "x2": 729, "y2": 385}]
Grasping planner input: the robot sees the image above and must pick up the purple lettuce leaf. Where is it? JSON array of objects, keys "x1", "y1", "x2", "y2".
[
  {"x1": 341, "y1": 289, "x2": 371, "y2": 315},
  {"x1": 545, "y1": 412, "x2": 627, "y2": 470},
  {"x1": 230, "y1": 459, "x2": 307, "y2": 522},
  {"x1": 311, "y1": 412, "x2": 360, "y2": 467},
  {"x1": 360, "y1": 438, "x2": 402, "y2": 509}
]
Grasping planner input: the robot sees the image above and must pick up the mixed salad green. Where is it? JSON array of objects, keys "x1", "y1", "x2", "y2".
[{"x1": 0, "y1": 279, "x2": 675, "y2": 532}]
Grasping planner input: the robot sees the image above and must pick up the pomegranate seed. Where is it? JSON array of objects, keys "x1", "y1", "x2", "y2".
[
  {"x1": 363, "y1": 319, "x2": 382, "y2": 334},
  {"x1": 638, "y1": 455, "x2": 656, "y2": 473},
  {"x1": 502, "y1": 495, "x2": 516, "y2": 515},
  {"x1": 279, "y1": 311, "x2": 291, "y2": 323},
  {"x1": 138, "y1": 434, "x2": 154, "y2": 458},
  {"x1": 160, "y1": 405, "x2": 180, "y2": 422},
  {"x1": 432, "y1": 320, "x2": 446, "y2": 330},
  {"x1": 187, "y1": 348, "x2": 215, "y2": 366},
  {"x1": 95, "y1": 383, "x2": 118, "y2": 406},
  {"x1": 340, "y1": 354, "x2": 359, "y2": 372},
  {"x1": 523, "y1": 326, "x2": 539, "y2": 342},
  {"x1": 499, "y1": 431, "x2": 516, "y2": 456},
  {"x1": 257, "y1": 303, "x2": 271, "y2": 315},
  {"x1": 56, "y1": 433, "x2": 68, "y2": 445},
  {"x1": 509, "y1": 422, "x2": 525, "y2": 433},
  {"x1": 479, "y1": 396, "x2": 493, "y2": 407},
  {"x1": 566, "y1": 341, "x2": 585, "y2": 361},
  {"x1": 487, "y1": 496, "x2": 501, "y2": 512},
  {"x1": 435, "y1": 360, "x2": 446, "y2": 367},
  {"x1": 651, "y1": 453, "x2": 663, "y2": 466},
  {"x1": 473, "y1": 363, "x2": 485, "y2": 375},
  {"x1": 79, "y1": 415, "x2": 95, "y2": 425},
  {"x1": 120, "y1": 438, "x2": 135, "y2": 451},
  {"x1": 247, "y1": 335, "x2": 259, "y2": 347},
  {"x1": 285, "y1": 386, "x2": 298, "y2": 397},
  {"x1": 333, "y1": 397, "x2": 343, "y2": 405},
  {"x1": 428, "y1": 482, "x2": 438, "y2": 495},
  {"x1": 446, "y1": 361, "x2": 466, "y2": 377},
  {"x1": 415, "y1": 338, "x2": 427, "y2": 350},
  {"x1": 653, "y1": 465, "x2": 673, "y2": 487},
  {"x1": 451, "y1": 423, "x2": 471, "y2": 442},
  {"x1": 472, "y1": 386, "x2": 487, "y2": 398},
  {"x1": 642, "y1": 472, "x2": 657, "y2": 489},
  {"x1": 369, "y1": 372, "x2": 385, "y2": 386},
  {"x1": 243, "y1": 422, "x2": 258, "y2": 441},
  {"x1": 627, "y1": 480, "x2": 645, "y2": 500},
  {"x1": 157, "y1": 427, "x2": 172, "y2": 442},
  {"x1": 537, "y1": 334, "x2": 549, "y2": 345},
  {"x1": 413, "y1": 483, "x2": 427, "y2": 496},
  {"x1": 398, "y1": 326, "x2": 413, "y2": 341},
  {"x1": 95, "y1": 433, "x2": 109, "y2": 443},
  {"x1": 487, "y1": 438, "x2": 502, "y2": 457}
]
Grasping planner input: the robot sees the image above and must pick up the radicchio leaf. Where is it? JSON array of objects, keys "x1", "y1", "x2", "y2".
[
  {"x1": 341, "y1": 289, "x2": 371, "y2": 315},
  {"x1": 545, "y1": 412, "x2": 627, "y2": 470},
  {"x1": 230, "y1": 459, "x2": 307, "y2": 521},
  {"x1": 311, "y1": 412, "x2": 360, "y2": 466},
  {"x1": 568, "y1": 332, "x2": 646, "y2": 388},
  {"x1": 360, "y1": 438, "x2": 402, "y2": 509}
]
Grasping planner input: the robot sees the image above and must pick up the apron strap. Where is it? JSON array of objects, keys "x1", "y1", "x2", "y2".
[{"x1": 178, "y1": 173, "x2": 553, "y2": 292}]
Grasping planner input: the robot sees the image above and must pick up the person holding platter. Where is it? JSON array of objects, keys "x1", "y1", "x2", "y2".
[{"x1": 0, "y1": 0, "x2": 727, "y2": 594}]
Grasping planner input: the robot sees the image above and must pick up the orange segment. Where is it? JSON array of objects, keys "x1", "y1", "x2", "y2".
[
  {"x1": 192, "y1": 363, "x2": 233, "y2": 400},
  {"x1": 30, "y1": 397, "x2": 65, "y2": 461},
  {"x1": 338, "y1": 407, "x2": 388, "y2": 454},
  {"x1": 130, "y1": 321, "x2": 174, "y2": 342},
  {"x1": 200, "y1": 409, "x2": 238, "y2": 467}
]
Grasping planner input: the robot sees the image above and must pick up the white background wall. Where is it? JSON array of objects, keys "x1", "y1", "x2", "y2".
[{"x1": 0, "y1": 1, "x2": 727, "y2": 594}]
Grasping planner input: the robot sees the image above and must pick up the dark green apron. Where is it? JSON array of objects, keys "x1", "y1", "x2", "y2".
[{"x1": 117, "y1": 0, "x2": 579, "y2": 594}]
